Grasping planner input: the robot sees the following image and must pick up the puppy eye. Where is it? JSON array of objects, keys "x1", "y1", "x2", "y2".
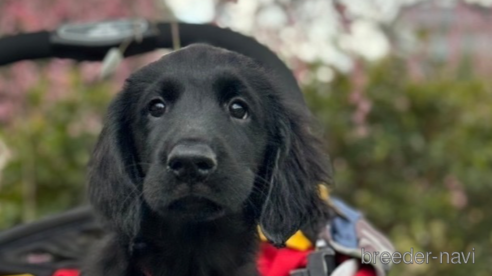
[
  {"x1": 148, "y1": 99, "x2": 166, "y2": 117},
  {"x1": 228, "y1": 100, "x2": 249, "y2": 120}
]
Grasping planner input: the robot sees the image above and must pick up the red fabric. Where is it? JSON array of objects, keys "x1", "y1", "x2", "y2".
[
  {"x1": 257, "y1": 242, "x2": 377, "y2": 276},
  {"x1": 52, "y1": 269, "x2": 80, "y2": 276},
  {"x1": 257, "y1": 243, "x2": 312, "y2": 276},
  {"x1": 51, "y1": 243, "x2": 378, "y2": 276},
  {"x1": 355, "y1": 265, "x2": 377, "y2": 276}
]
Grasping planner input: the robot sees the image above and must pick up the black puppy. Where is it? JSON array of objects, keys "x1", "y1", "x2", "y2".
[{"x1": 84, "y1": 44, "x2": 332, "y2": 276}]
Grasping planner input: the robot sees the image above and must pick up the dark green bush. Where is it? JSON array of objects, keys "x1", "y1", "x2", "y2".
[
  {"x1": 305, "y1": 57, "x2": 492, "y2": 276},
  {"x1": 0, "y1": 56, "x2": 490, "y2": 276}
]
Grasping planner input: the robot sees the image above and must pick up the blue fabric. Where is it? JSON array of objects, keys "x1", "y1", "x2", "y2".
[{"x1": 330, "y1": 197, "x2": 361, "y2": 249}]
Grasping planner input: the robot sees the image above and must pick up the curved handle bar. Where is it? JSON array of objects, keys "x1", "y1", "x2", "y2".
[{"x1": 0, "y1": 20, "x2": 305, "y2": 108}]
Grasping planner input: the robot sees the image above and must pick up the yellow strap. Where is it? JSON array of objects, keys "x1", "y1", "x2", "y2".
[
  {"x1": 258, "y1": 184, "x2": 330, "y2": 251},
  {"x1": 3, "y1": 274, "x2": 34, "y2": 276},
  {"x1": 318, "y1": 184, "x2": 330, "y2": 201},
  {"x1": 259, "y1": 228, "x2": 314, "y2": 251}
]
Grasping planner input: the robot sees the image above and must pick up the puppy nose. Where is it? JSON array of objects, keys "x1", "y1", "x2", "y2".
[{"x1": 167, "y1": 144, "x2": 217, "y2": 181}]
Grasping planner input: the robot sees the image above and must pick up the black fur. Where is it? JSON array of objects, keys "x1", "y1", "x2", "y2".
[{"x1": 84, "y1": 44, "x2": 332, "y2": 276}]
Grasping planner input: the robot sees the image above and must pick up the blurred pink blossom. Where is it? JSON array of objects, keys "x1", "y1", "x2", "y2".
[
  {"x1": 0, "y1": 0, "x2": 160, "y2": 125},
  {"x1": 80, "y1": 62, "x2": 102, "y2": 84},
  {"x1": 10, "y1": 61, "x2": 38, "y2": 95},
  {"x1": 0, "y1": 101, "x2": 16, "y2": 123},
  {"x1": 348, "y1": 60, "x2": 371, "y2": 137},
  {"x1": 46, "y1": 60, "x2": 73, "y2": 102},
  {"x1": 354, "y1": 125, "x2": 369, "y2": 138},
  {"x1": 445, "y1": 175, "x2": 468, "y2": 210}
]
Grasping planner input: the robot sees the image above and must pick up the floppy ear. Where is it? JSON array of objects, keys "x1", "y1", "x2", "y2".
[
  {"x1": 87, "y1": 92, "x2": 143, "y2": 241},
  {"x1": 259, "y1": 103, "x2": 333, "y2": 247}
]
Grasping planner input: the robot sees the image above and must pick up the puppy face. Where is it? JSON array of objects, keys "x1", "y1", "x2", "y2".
[
  {"x1": 88, "y1": 44, "x2": 332, "y2": 246},
  {"x1": 129, "y1": 47, "x2": 272, "y2": 221}
]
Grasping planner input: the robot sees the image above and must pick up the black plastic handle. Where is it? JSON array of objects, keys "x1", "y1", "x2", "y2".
[
  {"x1": 0, "y1": 31, "x2": 52, "y2": 65},
  {"x1": 0, "y1": 20, "x2": 305, "y2": 108}
]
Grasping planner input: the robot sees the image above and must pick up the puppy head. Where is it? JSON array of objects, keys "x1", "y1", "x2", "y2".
[{"x1": 88, "y1": 44, "x2": 332, "y2": 245}]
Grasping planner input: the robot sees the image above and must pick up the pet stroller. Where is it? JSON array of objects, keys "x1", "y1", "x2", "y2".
[{"x1": 0, "y1": 19, "x2": 394, "y2": 276}]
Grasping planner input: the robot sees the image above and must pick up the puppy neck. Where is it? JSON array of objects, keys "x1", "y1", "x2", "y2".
[{"x1": 135, "y1": 211, "x2": 260, "y2": 276}]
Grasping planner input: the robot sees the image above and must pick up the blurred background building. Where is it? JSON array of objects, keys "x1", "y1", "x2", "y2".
[{"x1": 0, "y1": 1, "x2": 491, "y2": 275}]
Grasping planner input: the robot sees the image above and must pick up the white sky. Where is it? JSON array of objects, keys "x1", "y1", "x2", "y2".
[
  {"x1": 164, "y1": 0, "x2": 492, "y2": 73},
  {"x1": 165, "y1": 0, "x2": 215, "y2": 23}
]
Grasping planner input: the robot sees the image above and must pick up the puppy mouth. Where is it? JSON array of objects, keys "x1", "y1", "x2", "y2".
[{"x1": 167, "y1": 196, "x2": 225, "y2": 221}]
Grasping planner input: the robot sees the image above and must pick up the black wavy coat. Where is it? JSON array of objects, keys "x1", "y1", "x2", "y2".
[{"x1": 84, "y1": 44, "x2": 332, "y2": 276}]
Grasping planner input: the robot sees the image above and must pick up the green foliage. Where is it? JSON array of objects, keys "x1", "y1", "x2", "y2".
[
  {"x1": 0, "y1": 70, "x2": 113, "y2": 228},
  {"x1": 305, "y1": 57, "x2": 492, "y2": 276}
]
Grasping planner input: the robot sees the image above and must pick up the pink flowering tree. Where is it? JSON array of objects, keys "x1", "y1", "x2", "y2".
[
  {"x1": 0, "y1": 0, "x2": 161, "y2": 225},
  {"x1": 1, "y1": 2, "x2": 491, "y2": 276}
]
